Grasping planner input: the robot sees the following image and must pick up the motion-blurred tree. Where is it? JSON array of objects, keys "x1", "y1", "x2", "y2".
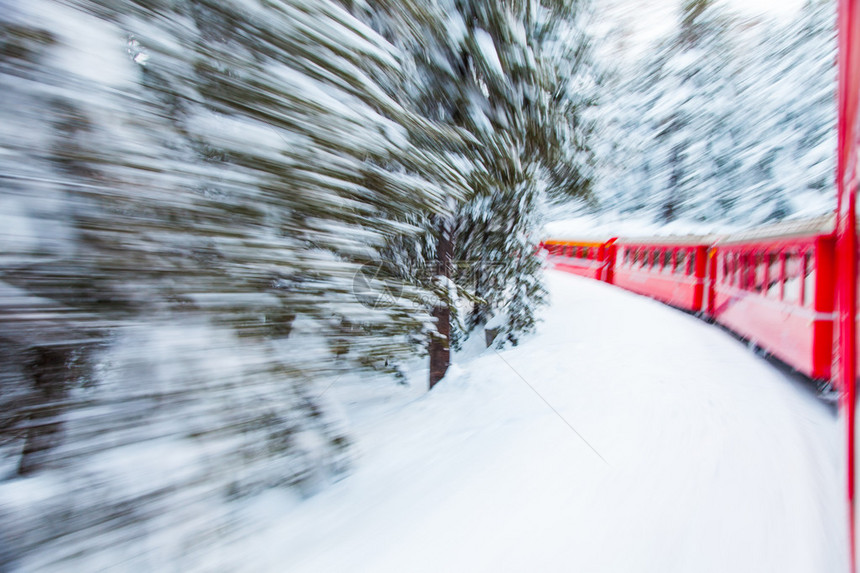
[
  {"x1": 360, "y1": 0, "x2": 597, "y2": 388},
  {"x1": 590, "y1": 0, "x2": 835, "y2": 227},
  {"x1": 0, "y1": 0, "x2": 470, "y2": 568}
]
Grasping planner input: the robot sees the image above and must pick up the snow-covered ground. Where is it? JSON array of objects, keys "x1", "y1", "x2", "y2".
[{"x1": 220, "y1": 270, "x2": 848, "y2": 572}]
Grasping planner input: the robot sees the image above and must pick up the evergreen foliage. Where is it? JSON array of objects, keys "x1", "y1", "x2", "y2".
[
  {"x1": 591, "y1": 0, "x2": 836, "y2": 227},
  {"x1": 362, "y1": 0, "x2": 597, "y2": 351},
  {"x1": 0, "y1": 0, "x2": 596, "y2": 568}
]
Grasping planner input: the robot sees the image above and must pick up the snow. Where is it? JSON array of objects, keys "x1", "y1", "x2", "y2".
[
  {"x1": 0, "y1": 0, "x2": 845, "y2": 568},
  {"x1": 588, "y1": 0, "x2": 836, "y2": 230},
  {"x1": 35, "y1": 0, "x2": 138, "y2": 89},
  {"x1": 213, "y1": 269, "x2": 847, "y2": 572},
  {"x1": 543, "y1": 212, "x2": 734, "y2": 239},
  {"x1": 597, "y1": 0, "x2": 804, "y2": 65},
  {"x1": 474, "y1": 28, "x2": 505, "y2": 77}
]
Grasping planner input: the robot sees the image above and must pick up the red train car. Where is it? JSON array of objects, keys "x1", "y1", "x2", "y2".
[
  {"x1": 611, "y1": 237, "x2": 709, "y2": 313},
  {"x1": 541, "y1": 215, "x2": 838, "y2": 384},
  {"x1": 707, "y1": 216, "x2": 836, "y2": 383},
  {"x1": 543, "y1": 239, "x2": 616, "y2": 282}
]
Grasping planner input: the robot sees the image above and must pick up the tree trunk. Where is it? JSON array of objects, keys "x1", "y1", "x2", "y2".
[
  {"x1": 468, "y1": 225, "x2": 491, "y2": 331},
  {"x1": 18, "y1": 346, "x2": 73, "y2": 476},
  {"x1": 429, "y1": 220, "x2": 452, "y2": 390}
]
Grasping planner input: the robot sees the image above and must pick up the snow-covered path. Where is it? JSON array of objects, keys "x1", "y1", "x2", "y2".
[{"x1": 229, "y1": 270, "x2": 848, "y2": 572}]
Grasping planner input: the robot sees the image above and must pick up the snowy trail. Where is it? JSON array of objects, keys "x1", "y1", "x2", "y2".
[{"x1": 226, "y1": 270, "x2": 847, "y2": 572}]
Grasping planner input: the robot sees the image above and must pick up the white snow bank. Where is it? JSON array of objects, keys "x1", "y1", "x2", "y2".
[{"x1": 214, "y1": 270, "x2": 847, "y2": 573}]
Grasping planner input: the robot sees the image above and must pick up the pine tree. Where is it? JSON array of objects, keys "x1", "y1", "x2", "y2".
[
  {"x1": 589, "y1": 0, "x2": 836, "y2": 227},
  {"x1": 0, "y1": 0, "x2": 470, "y2": 568},
  {"x1": 362, "y1": 0, "x2": 597, "y2": 388}
]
